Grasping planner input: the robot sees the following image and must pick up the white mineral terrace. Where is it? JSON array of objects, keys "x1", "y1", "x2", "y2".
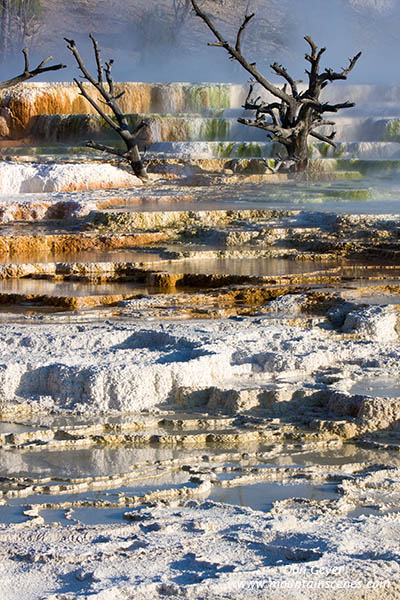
[
  {"x1": 0, "y1": 305, "x2": 400, "y2": 599},
  {"x1": 0, "y1": 162, "x2": 143, "y2": 195},
  {"x1": 0, "y1": 307, "x2": 398, "y2": 414},
  {"x1": 0, "y1": 295, "x2": 399, "y2": 599}
]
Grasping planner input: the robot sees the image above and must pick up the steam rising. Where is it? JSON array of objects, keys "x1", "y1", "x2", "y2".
[{"x1": 0, "y1": 0, "x2": 400, "y2": 84}]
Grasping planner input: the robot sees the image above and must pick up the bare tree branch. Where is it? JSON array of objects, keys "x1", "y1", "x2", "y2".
[
  {"x1": 320, "y1": 52, "x2": 362, "y2": 83},
  {"x1": 309, "y1": 130, "x2": 337, "y2": 147},
  {"x1": 317, "y1": 101, "x2": 356, "y2": 113},
  {"x1": 0, "y1": 47, "x2": 65, "y2": 90},
  {"x1": 270, "y1": 62, "x2": 299, "y2": 98},
  {"x1": 235, "y1": 13, "x2": 255, "y2": 55},
  {"x1": 86, "y1": 140, "x2": 127, "y2": 157},
  {"x1": 191, "y1": 0, "x2": 295, "y2": 107},
  {"x1": 89, "y1": 33, "x2": 103, "y2": 85}
]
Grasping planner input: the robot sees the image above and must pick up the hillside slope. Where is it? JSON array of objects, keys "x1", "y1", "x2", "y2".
[{"x1": 1, "y1": 0, "x2": 399, "y2": 83}]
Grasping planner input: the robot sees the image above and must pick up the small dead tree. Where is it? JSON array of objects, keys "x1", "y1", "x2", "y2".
[
  {"x1": 13, "y1": 0, "x2": 42, "y2": 50},
  {"x1": 0, "y1": 47, "x2": 65, "y2": 90},
  {"x1": 173, "y1": 0, "x2": 192, "y2": 28},
  {"x1": 0, "y1": 0, "x2": 11, "y2": 63},
  {"x1": 65, "y1": 35, "x2": 148, "y2": 181},
  {"x1": 0, "y1": 0, "x2": 42, "y2": 64},
  {"x1": 191, "y1": 0, "x2": 361, "y2": 172}
]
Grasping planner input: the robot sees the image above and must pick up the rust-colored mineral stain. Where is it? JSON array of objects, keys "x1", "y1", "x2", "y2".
[
  {"x1": 0, "y1": 232, "x2": 168, "y2": 259},
  {"x1": 1, "y1": 83, "x2": 155, "y2": 138}
]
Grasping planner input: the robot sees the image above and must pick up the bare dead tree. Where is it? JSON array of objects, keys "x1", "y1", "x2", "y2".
[
  {"x1": 0, "y1": 47, "x2": 65, "y2": 90},
  {"x1": 174, "y1": 0, "x2": 228, "y2": 25},
  {"x1": 173, "y1": 0, "x2": 192, "y2": 27},
  {"x1": 65, "y1": 35, "x2": 148, "y2": 181},
  {"x1": 191, "y1": 0, "x2": 361, "y2": 172},
  {"x1": 13, "y1": 0, "x2": 42, "y2": 49},
  {"x1": 0, "y1": 0, "x2": 11, "y2": 62},
  {"x1": 0, "y1": 0, "x2": 43, "y2": 64}
]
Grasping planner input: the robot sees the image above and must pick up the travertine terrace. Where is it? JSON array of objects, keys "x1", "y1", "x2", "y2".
[{"x1": 0, "y1": 80, "x2": 400, "y2": 599}]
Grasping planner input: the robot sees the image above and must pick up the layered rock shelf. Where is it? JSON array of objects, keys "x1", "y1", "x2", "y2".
[{"x1": 0, "y1": 80, "x2": 400, "y2": 600}]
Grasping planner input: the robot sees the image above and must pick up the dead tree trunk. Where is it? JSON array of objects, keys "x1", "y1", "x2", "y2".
[
  {"x1": 65, "y1": 36, "x2": 148, "y2": 181},
  {"x1": 0, "y1": 47, "x2": 65, "y2": 89},
  {"x1": 1, "y1": 0, "x2": 42, "y2": 64},
  {"x1": 173, "y1": 0, "x2": 192, "y2": 29},
  {"x1": 0, "y1": 0, "x2": 10, "y2": 63},
  {"x1": 191, "y1": 0, "x2": 361, "y2": 172}
]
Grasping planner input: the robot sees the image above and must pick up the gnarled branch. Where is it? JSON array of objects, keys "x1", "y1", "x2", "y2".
[
  {"x1": 235, "y1": 13, "x2": 255, "y2": 55},
  {"x1": 0, "y1": 47, "x2": 66, "y2": 90},
  {"x1": 309, "y1": 130, "x2": 337, "y2": 147},
  {"x1": 320, "y1": 52, "x2": 362, "y2": 83},
  {"x1": 271, "y1": 62, "x2": 299, "y2": 98},
  {"x1": 191, "y1": 0, "x2": 295, "y2": 107}
]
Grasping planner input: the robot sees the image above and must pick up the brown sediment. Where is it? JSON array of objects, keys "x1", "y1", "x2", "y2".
[
  {"x1": 149, "y1": 270, "x2": 344, "y2": 291},
  {"x1": 298, "y1": 291, "x2": 350, "y2": 315},
  {"x1": 0, "y1": 138, "x2": 33, "y2": 147},
  {"x1": 0, "y1": 283, "x2": 318, "y2": 312},
  {"x1": 152, "y1": 284, "x2": 303, "y2": 308},
  {"x1": 0, "y1": 283, "x2": 302, "y2": 311},
  {"x1": 177, "y1": 172, "x2": 288, "y2": 186},
  {"x1": 48, "y1": 180, "x2": 140, "y2": 193}
]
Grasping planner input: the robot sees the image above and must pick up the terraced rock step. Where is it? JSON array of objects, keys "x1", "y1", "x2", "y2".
[
  {"x1": 151, "y1": 140, "x2": 400, "y2": 161},
  {"x1": 0, "y1": 303, "x2": 399, "y2": 422},
  {"x1": 26, "y1": 113, "x2": 400, "y2": 149},
  {"x1": 90, "y1": 209, "x2": 400, "y2": 261},
  {"x1": 30, "y1": 113, "x2": 265, "y2": 144},
  {"x1": 0, "y1": 232, "x2": 168, "y2": 257},
  {"x1": 0, "y1": 208, "x2": 399, "y2": 315},
  {"x1": 0, "y1": 82, "x2": 243, "y2": 138}
]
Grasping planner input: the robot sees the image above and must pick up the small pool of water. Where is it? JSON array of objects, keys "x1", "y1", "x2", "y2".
[
  {"x1": 0, "y1": 421, "x2": 34, "y2": 434},
  {"x1": 1, "y1": 439, "x2": 399, "y2": 523},
  {"x1": 0, "y1": 249, "x2": 164, "y2": 265},
  {"x1": 349, "y1": 376, "x2": 400, "y2": 398},
  {"x1": 154, "y1": 257, "x2": 338, "y2": 277},
  {"x1": 189, "y1": 176, "x2": 400, "y2": 214},
  {"x1": 67, "y1": 175, "x2": 400, "y2": 215},
  {"x1": 210, "y1": 480, "x2": 338, "y2": 511},
  {"x1": 0, "y1": 279, "x2": 147, "y2": 297},
  {"x1": 0, "y1": 445, "x2": 209, "y2": 479}
]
